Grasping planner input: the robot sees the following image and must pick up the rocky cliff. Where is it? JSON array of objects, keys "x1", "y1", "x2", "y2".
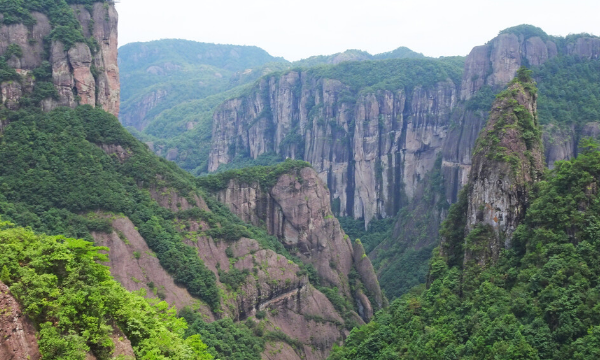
[
  {"x1": 87, "y1": 173, "x2": 361, "y2": 360},
  {"x1": 208, "y1": 28, "x2": 600, "y2": 230},
  {"x1": 0, "y1": 2, "x2": 119, "y2": 116},
  {"x1": 208, "y1": 68, "x2": 461, "y2": 226},
  {"x1": 213, "y1": 166, "x2": 384, "y2": 319},
  {"x1": 462, "y1": 70, "x2": 544, "y2": 266},
  {"x1": 0, "y1": 282, "x2": 40, "y2": 360}
]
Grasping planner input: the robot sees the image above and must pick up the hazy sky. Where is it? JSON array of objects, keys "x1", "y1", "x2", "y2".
[{"x1": 116, "y1": 0, "x2": 600, "y2": 61}]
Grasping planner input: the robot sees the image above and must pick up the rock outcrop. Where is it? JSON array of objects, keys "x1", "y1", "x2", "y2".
[
  {"x1": 462, "y1": 72, "x2": 544, "y2": 266},
  {"x1": 207, "y1": 30, "x2": 600, "y2": 230},
  {"x1": 0, "y1": 282, "x2": 41, "y2": 360},
  {"x1": 214, "y1": 167, "x2": 383, "y2": 320},
  {"x1": 120, "y1": 89, "x2": 168, "y2": 131},
  {"x1": 209, "y1": 72, "x2": 458, "y2": 226},
  {"x1": 0, "y1": 2, "x2": 119, "y2": 116}
]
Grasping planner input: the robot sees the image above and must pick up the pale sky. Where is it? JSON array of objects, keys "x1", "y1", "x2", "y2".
[{"x1": 116, "y1": 0, "x2": 600, "y2": 61}]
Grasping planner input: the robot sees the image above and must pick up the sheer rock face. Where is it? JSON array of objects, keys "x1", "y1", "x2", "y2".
[
  {"x1": 464, "y1": 80, "x2": 544, "y2": 266},
  {"x1": 461, "y1": 34, "x2": 600, "y2": 102},
  {"x1": 207, "y1": 34, "x2": 599, "y2": 227},
  {"x1": 0, "y1": 3, "x2": 119, "y2": 117},
  {"x1": 215, "y1": 167, "x2": 383, "y2": 321},
  {"x1": 0, "y1": 282, "x2": 41, "y2": 360},
  {"x1": 209, "y1": 72, "x2": 458, "y2": 226},
  {"x1": 543, "y1": 122, "x2": 600, "y2": 169},
  {"x1": 119, "y1": 89, "x2": 168, "y2": 131}
]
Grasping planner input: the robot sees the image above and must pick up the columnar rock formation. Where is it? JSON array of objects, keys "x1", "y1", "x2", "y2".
[
  {"x1": 208, "y1": 31, "x2": 600, "y2": 227},
  {"x1": 214, "y1": 166, "x2": 384, "y2": 320},
  {"x1": 463, "y1": 71, "x2": 544, "y2": 266},
  {"x1": 0, "y1": 3, "x2": 119, "y2": 116}
]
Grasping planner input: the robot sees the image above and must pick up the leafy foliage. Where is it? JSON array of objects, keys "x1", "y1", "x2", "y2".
[
  {"x1": 181, "y1": 308, "x2": 265, "y2": 360},
  {"x1": 197, "y1": 159, "x2": 311, "y2": 192},
  {"x1": 330, "y1": 145, "x2": 600, "y2": 359},
  {"x1": 0, "y1": 0, "x2": 108, "y2": 49},
  {"x1": 535, "y1": 56, "x2": 600, "y2": 126},
  {"x1": 0, "y1": 105, "x2": 221, "y2": 310},
  {"x1": 0, "y1": 220, "x2": 212, "y2": 360}
]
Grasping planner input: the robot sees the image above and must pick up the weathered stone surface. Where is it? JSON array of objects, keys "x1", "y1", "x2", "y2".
[
  {"x1": 149, "y1": 186, "x2": 209, "y2": 212},
  {"x1": 98, "y1": 143, "x2": 132, "y2": 163},
  {"x1": 91, "y1": 216, "x2": 203, "y2": 313},
  {"x1": 464, "y1": 80, "x2": 544, "y2": 266},
  {"x1": 209, "y1": 73, "x2": 457, "y2": 226},
  {"x1": 0, "y1": 282, "x2": 41, "y2": 360},
  {"x1": 120, "y1": 88, "x2": 168, "y2": 131},
  {"x1": 215, "y1": 167, "x2": 384, "y2": 321},
  {"x1": 0, "y1": 12, "x2": 50, "y2": 70},
  {"x1": 1, "y1": 81, "x2": 22, "y2": 110},
  {"x1": 0, "y1": 4, "x2": 119, "y2": 116},
  {"x1": 68, "y1": 42, "x2": 96, "y2": 106}
]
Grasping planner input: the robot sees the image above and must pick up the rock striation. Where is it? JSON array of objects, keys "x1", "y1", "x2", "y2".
[
  {"x1": 0, "y1": 3, "x2": 119, "y2": 117},
  {"x1": 214, "y1": 166, "x2": 384, "y2": 320},
  {"x1": 462, "y1": 71, "x2": 544, "y2": 267},
  {"x1": 208, "y1": 30, "x2": 600, "y2": 231},
  {"x1": 0, "y1": 282, "x2": 41, "y2": 360}
]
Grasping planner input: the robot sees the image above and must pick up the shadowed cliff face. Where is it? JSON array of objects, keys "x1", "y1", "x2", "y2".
[
  {"x1": 208, "y1": 71, "x2": 459, "y2": 226},
  {"x1": 214, "y1": 167, "x2": 384, "y2": 321},
  {"x1": 0, "y1": 3, "x2": 119, "y2": 116},
  {"x1": 207, "y1": 33, "x2": 600, "y2": 230}
]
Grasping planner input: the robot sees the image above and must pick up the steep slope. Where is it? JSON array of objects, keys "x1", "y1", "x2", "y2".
[
  {"x1": 0, "y1": 0, "x2": 119, "y2": 116},
  {"x1": 329, "y1": 70, "x2": 600, "y2": 360},
  {"x1": 461, "y1": 68, "x2": 544, "y2": 266},
  {"x1": 367, "y1": 26, "x2": 600, "y2": 299},
  {"x1": 208, "y1": 57, "x2": 465, "y2": 225},
  {"x1": 199, "y1": 162, "x2": 384, "y2": 321},
  {"x1": 119, "y1": 39, "x2": 289, "y2": 132},
  {"x1": 0, "y1": 3, "x2": 376, "y2": 359},
  {"x1": 0, "y1": 281, "x2": 41, "y2": 360},
  {"x1": 0, "y1": 221, "x2": 210, "y2": 359}
]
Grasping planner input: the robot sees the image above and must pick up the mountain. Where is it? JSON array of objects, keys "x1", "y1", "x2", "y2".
[
  {"x1": 205, "y1": 24, "x2": 600, "y2": 299},
  {"x1": 291, "y1": 46, "x2": 425, "y2": 68},
  {"x1": 328, "y1": 69, "x2": 600, "y2": 360},
  {"x1": 119, "y1": 44, "x2": 428, "y2": 176},
  {"x1": 0, "y1": 2, "x2": 382, "y2": 359},
  {"x1": 118, "y1": 39, "x2": 290, "y2": 132}
]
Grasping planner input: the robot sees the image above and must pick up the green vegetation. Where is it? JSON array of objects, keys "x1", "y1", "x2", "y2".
[
  {"x1": 119, "y1": 39, "x2": 290, "y2": 174},
  {"x1": 499, "y1": 24, "x2": 550, "y2": 42},
  {"x1": 0, "y1": 0, "x2": 109, "y2": 49},
  {"x1": 197, "y1": 159, "x2": 311, "y2": 192},
  {"x1": 338, "y1": 217, "x2": 395, "y2": 254},
  {"x1": 330, "y1": 143, "x2": 600, "y2": 359},
  {"x1": 0, "y1": 105, "x2": 221, "y2": 310},
  {"x1": 0, "y1": 219, "x2": 212, "y2": 359},
  {"x1": 306, "y1": 56, "x2": 464, "y2": 94},
  {"x1": 292, "y1": 47, "x2": 426, "y2": 68},
  {"x1": 535, "y1": 56, "x2": 600, "y2": 126},
  {"x1": 181, "y1": 309, "x2": 265, "y2": 360}
]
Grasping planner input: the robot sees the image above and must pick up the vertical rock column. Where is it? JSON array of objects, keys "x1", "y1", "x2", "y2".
[{"x1": 463, "y1": 69, "x2": 545, "y2": 267}]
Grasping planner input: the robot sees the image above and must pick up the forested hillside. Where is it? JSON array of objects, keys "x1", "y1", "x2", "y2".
[
  {"x1": 0, "y1": 220, "x2": 213, "y2": 359},
  {"x1": 328, "y1": 70, "x2": 600, "y2": 360}
]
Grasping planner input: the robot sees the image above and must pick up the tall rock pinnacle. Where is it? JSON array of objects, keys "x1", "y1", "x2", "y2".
[{"x1": 463, "y1": 67, "x2": 545, "y2": 267}]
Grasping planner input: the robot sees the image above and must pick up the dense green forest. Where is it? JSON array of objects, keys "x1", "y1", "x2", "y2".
[
  {"x1": 0, "y1": 219, "x2": 213, "y2": 359},
  {"x1": 329, "y1": 139, "x2": 600, "y2": 359}
]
